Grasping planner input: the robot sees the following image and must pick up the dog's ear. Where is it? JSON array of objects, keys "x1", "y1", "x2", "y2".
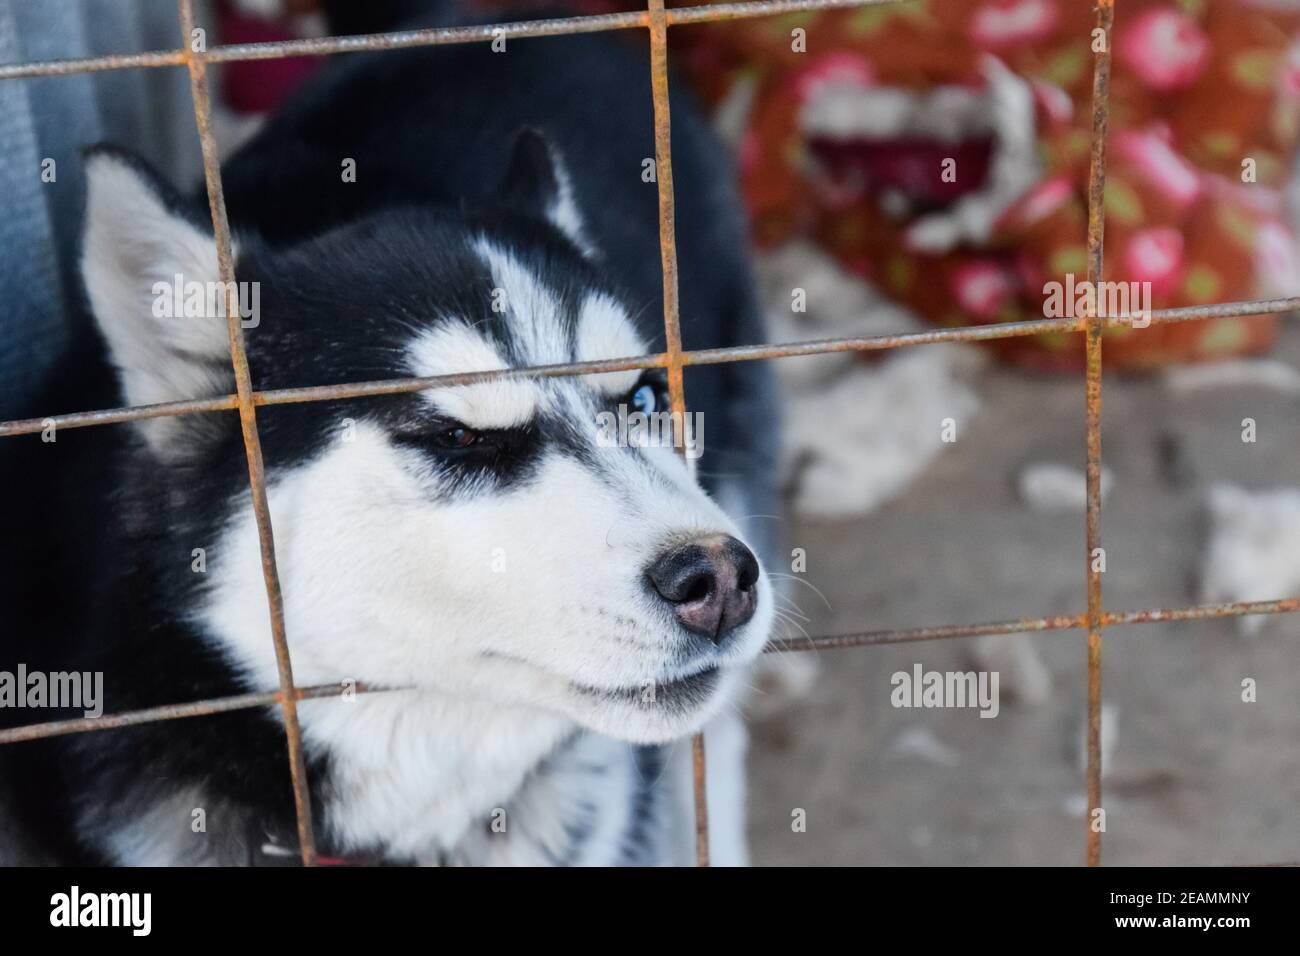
[
  {"x1": 81, "y1": 147, "x2": 235, "y2": 458},
  {"x1": 496, "y1": 127, "x2": 592, "y2": 254}
]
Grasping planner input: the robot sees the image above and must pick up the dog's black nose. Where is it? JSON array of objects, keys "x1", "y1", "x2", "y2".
[{"x1": 646, "y1": 535, "x2": 760, "y2": 643}]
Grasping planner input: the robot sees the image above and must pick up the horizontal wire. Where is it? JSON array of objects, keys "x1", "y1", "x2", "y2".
[
  {"x1": 0, "y1": 682, "x2": 379, "y2": 745},
  {"x1": 0, "y1": 0, "x2": 904, "y2": 81},
  {"x1": 2, "y1": 595, "x2": 1296, "y2": 746},
  {"x1": 4, "y1": 297, "x2": 1297, "y2": 439}
]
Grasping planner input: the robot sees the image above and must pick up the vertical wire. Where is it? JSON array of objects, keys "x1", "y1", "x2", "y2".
[
  {"x1": 176, "y1": 0, "x2": 317, "y2": 866},
  {"x1": 647, "y1": 0, "x2": 710, "y2": 867},
  {"x1": 1083, "y1": 0, "x2": 1115, "y2": 868}
]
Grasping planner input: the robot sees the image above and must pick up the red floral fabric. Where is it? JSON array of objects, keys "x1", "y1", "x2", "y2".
[{"x1": 690, "y1": 0, "x2": 1300, "y2": 369}]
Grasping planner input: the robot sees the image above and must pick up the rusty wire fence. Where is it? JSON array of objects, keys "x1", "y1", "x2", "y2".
[{"x1": 2, "y1": 0, "x2": 1298, "y2": 867}]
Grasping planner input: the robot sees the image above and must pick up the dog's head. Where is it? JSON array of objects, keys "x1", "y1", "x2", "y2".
[{"x1": 79, "y1": 135, "x2": 772, "y2": 743}]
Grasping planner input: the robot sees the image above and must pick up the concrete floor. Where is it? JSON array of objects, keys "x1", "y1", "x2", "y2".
[{"x1": 747, "y1": 326, "x2": 1300, "y2": 866}]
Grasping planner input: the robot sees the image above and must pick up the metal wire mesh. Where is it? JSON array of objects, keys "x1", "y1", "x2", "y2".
[{"x1": 1, "y1": 0, "x2": 1296, "y2": 867}]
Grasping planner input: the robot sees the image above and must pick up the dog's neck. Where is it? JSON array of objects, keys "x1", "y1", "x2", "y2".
[
  {"x1": 266, "y1": 690, "x2": 665, "y2": 867},
  {"x1": 301, "y1": 688, "x2": 580, "y2": 862}
]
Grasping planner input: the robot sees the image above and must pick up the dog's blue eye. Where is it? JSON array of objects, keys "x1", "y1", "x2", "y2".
[
  {"x1": 436, "y1": 426, "x2": 479, "y2": 449},
  {"x1": 631, "y1": 383, "x2": 658, "y2": 415}
]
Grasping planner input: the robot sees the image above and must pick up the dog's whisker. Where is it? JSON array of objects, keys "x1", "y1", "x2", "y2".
[
  {"x1": 766, "y1": 572, "x2": 833, "y2": 611},
  {"x1": 768, "y1": 588, "x2": 811, "y2": 620},
  {"x1": 764, "y1": 590, "x2": 806, "y2": 621}
]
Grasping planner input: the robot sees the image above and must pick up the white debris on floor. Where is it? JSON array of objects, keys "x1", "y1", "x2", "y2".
[
  {"x1": 968, "y1": 632, "x2": 1052, "y2": 706},
  {"x1": 1163, "y1": 358, "x2": 1300, "y2": 394},
  {"x1": 1076, "y1": 703, "x2": 1119, "y2": 780},
  {"x1": 781, "y1": 346, "x2": 983, "y2": 517},
  {"x1": 748, "y1": 652, "x2": 821, "y2": 718},
  {"x1": 757, "y1": 241, "x2": 985, "y2": 518},
  {"x1": 1016, "y1": 461, "x2": 1114, "y2": 513},
  {"x1": 889, "y1": 725, "x2": 960, "y2": 767},
  {"x1": 1200, "y1": 483, "x2": 1300, "y2": 636},
  {"x1": 758, "y1": 239, "x2": 922, "y2": 389}
]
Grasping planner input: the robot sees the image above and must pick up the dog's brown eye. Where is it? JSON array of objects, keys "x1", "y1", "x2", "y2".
[{"x1": 437, "y1": 426, "x2": 479, "y2": 448}]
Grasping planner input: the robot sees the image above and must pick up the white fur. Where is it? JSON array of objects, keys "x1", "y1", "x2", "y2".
[
  {"x1": 97, "y1": 786, "x2": 226, "y2": 867},
  {"x1": 444, "y1": 731, "x2": 643, "y2": 866},
  {"x1": 297, "y1": 690, "x2": 575, "y2": 858},
  {"x1": 665, "y1": 710, "x2": 751, "y2": 866},
  {"x1": 81, "y1": 154, "x2": 234, "y2": 456},
  {"x1": 546, "y1": 155, "x2": 596, "y2": 258},
  {"x1": 576, "y1": 292, "x2": 646, "y2": 395},
  {"x1": 474, "y1": 238, "x2": 571, "y2": 366},
  {"x1": 409, "y1": 320, "x2": 541, "y2": 428}
]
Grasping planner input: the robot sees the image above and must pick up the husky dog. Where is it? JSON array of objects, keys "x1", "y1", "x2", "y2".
[{"x1": 0, "y1": 2, "x2": 780, "y2": 865}]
